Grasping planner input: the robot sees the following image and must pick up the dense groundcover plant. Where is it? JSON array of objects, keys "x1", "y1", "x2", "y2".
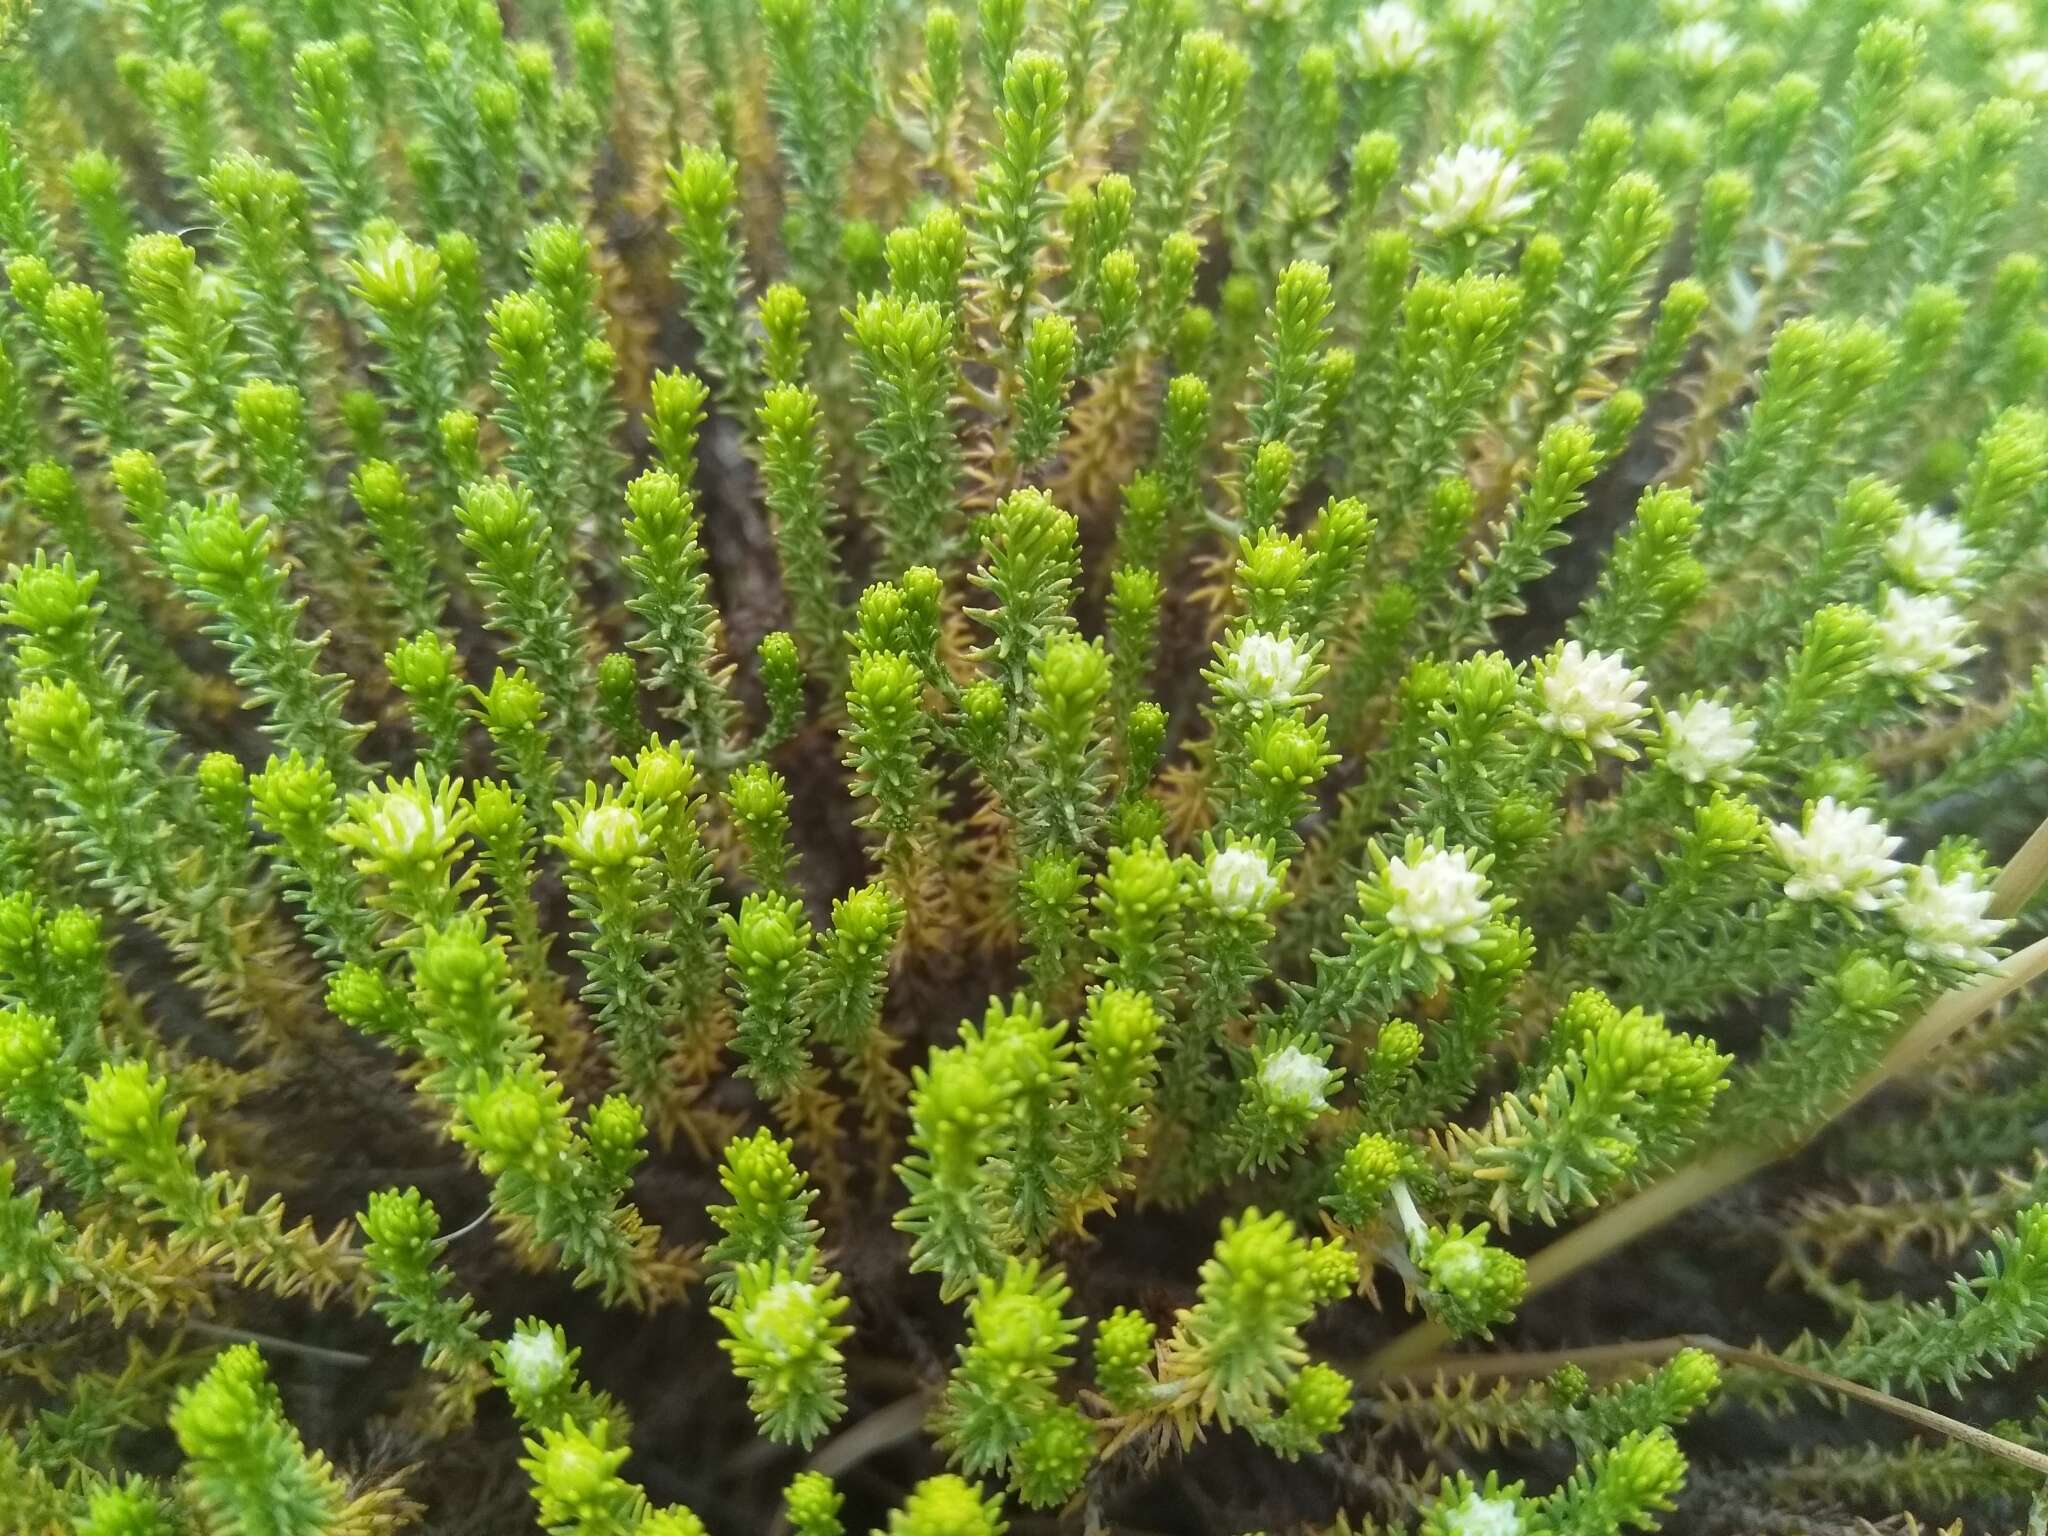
[{"x1": 7, "y1": 0, "x2": 2048, "y2": 1531}]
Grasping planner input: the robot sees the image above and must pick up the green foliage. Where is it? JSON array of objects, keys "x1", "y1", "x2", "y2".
[
  {"x1": 1439, "y1": 991, "x2": 1731, "y2": 1225},
  {"x1": 706, "y1": 1128, "x2": 820, "y2": 1291},
  {"x1": 551, "y1": 787, "x2": 677, "y2": 1106},
  {"x1": 1149, "y1": 1207, "x2": 1357, "y2": 1449},
  {"x1": 358, "y1": 1186, "x2": 492, "y2": 1423},
  {"x1": 5, "y1": 2, "x2": 2048, "y2": 1530},
  {"x1": 158, "y1": 495, "x2": 369, "y2": 788},
  {"x1": 705, "y1": 1126, "x2": 850, "y2": 1444},
  {"x1": 74, "y1": 1059, "x2": 354, "y2": 1305},
  {"x1": 934, "y1": 1259, "x2": 1090, "y2": 1507},
  {"x1": 1806, "y1": 1204, "x2": 2048, "y2": 1400},
  {"x1": 459, "y1": 476, "x2": 602, "y2": 785},
  {"x1": 850, "y1": 292, "x2": 961, "y2": 576},
  {"x1": 667, "y1": 147, "x2": 757, "y2": 411},
  {"x1": 713, "y1": 1249, "x2": 853, "y2": 1447},
  {"x1": 757, "y1": 383, "x2": 844, "y2": 676},
  {"x1": 622, "y1": 465, "x2": 737, "y2": 765},
  {"x1": 722, "y1": 890, "x2": 815, "y2": 1100},
  {"x1": 170, "y1": 1345, "x2": 351, "y2": 1536}
]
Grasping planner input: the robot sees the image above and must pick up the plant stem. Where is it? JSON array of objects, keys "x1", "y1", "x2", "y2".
[
  {"x1": 1365, "y1": 918, "x2": 2048, "y2": 1375},
  {"x1": 1992, "y1": 814, "x2": 2048, "y2": 919},
  {"x1": 1360, "y1": 1331, "x2": 2048, "y2": 1481}
]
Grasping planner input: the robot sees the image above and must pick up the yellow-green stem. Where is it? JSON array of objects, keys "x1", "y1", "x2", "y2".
[
  {"x1": 1362, "y1": 1332, "x2": 2048, "y2": 1481},
  {"x1": 1365, "y1": 918, "x2": 2048, "y2": 1376}
]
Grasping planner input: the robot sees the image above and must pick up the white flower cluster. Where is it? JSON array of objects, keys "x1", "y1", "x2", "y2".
[
  {"x1": 1440, "y1": 1492, "x2": 1525, "y2": 1536},
  {"x1": 361, "y1": 783, "x2": 457, "y2": 862},
  {"x1": 354, "y1": 233, "x2": 440, "y2": 311},
  {"x1": 1207, "y1": 843, "x2": 1281, "y2": 917},
  {"x1": 743, "y1": 1280, "x2": 823, "y2": 1359},
  {"x1": 1658, "y1": 697, "x2": 1756, "y2": 785},
  {"x1": 1405, "y1": 144, "x2": 1532, "y2": 238},
  {"x1": 502, "y1": 1324, "x2": 568, "y2": 1396},
  {"x1": 1666, "y1": 18, "x2": 1738, "y2": 76},
  {"x1": 1534, "y1": 643, "x2": 1649, "y2": 757},
  {"x1": 1894, "y1": 860, "x2": 2007, "y2": 971},
  {"x1": 1380, "y1": 844, "x2": 1491, "y2": 955},
  {"x1": 1258, "y1": 1044, "x2": 1335, "y2": 1111},
  {"x1": 569, "y1": 802, "x2": 647, "y2": 870},
  {"x1": 1872, "y1": 587, "x2": 1977, "y2": 693},
  {"x1": 1969, "y1": 0, "x2": 2030, "y2": 46},
  {"x1": 1770, "y1": 798, "x2": 1904, "y2": 911},
  {"x1": 1353, "y1": 1, "x2": 1433, "y2": 76},
  {"x1": 1999, "y1": 49, "x2": 2048, "y2": 100},
  {"x1": 1882, "y1": 509, "x2": 1975, "y2": 593},
  {"x1": 1222, "y1": 630, "x2": 1313, "y2": 706}
]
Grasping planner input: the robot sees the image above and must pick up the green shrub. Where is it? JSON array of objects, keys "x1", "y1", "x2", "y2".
[{"x1": 3, "y1": 0, "x2": 2048, "y2": 1532}]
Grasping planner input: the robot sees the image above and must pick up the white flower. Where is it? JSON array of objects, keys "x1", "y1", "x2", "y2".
[
  {"x1": 1224, "y1": 630, "x2": 1312, "y2": 705},
  {"x1": 1998, "y1": 49, "x2": 2048, "y2": 100},
  {"x1": 1353, "y1": 1, "x2": 1433, "y2": 76},
  {"x1": 1535, "y1": 642, "x2": 1649, "y2": 756},
  {"x1": 360, "y1": 785, "x2": 453, "y2": 861},
  {"x1": 196, "y1": 269, "x2": 237, "y2": 312},
  {"x1": 1770, "y1": 798, "x2": 1905, "y2": 911},
  {"x1": 1894, "y1": 861, "x2": 2007, "y2": 970},
  {"x1": 502, "y1": 1326, "x2": 568, "y2": 1395},
  {"x1": 353, "y1": 234, "x2": 440, "y2": 312},
  {"x1": 1258, "y1": 1045, "x2": 1333, "y2": 1110},
  {"x1": 1405, "y1": 144, "x2": 1532, "y2": 238},
  {"x1": 1441, "y1": 1489, "x2": 1525, "y2": 1536},
  {"x1": 1882, "y1": 510, "x2": 1975, "y2": 593},
  {"x1": 1429, "y1": 1238, "x2": 1486, "y2": 1286},
  {"x1": 1380, "y1": 845, "x2": 1491, "y2": 954},
  {"x1": 743, "y1": 1280, "x2": 821, "y2": 1358},
  {"x1": 1207, "y1": 844, "x2": 1280, "y2": 916},
  {"x1": 570, "y1": 803, "x2": 646, "y2": 869},
  {"x1": 383, "y1": 792, "x2": 434, "y2": 846},
  {"x1": 1969, "y1": 0, "x2": 2029, "y2": 46},
  {"x1": 1756, "y1": 0, "x2": 1809, "y2": 23},
  {"x1": 1666, "y1": 18, "x2": 1738, "y2": 76},
  {"x1": 1659, "y1": 698, "x2": 1756, "y2": 785},
  {"x1": 1872, "y1": 587, "x2": 1977, "y2": 693}
]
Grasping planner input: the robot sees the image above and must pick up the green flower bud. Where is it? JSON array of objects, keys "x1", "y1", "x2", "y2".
[
  {"x1": 784, "y1": 1472, "x2": 845, "y2": 1536},
  {"x1": 1415, "y1": 1221, "x2": 1527, "y2": 1339},
  {"x1": 885, "y1": 1476, "x2": 1005, "y2": 1536},
  {"x1": 1326, "y1": 1132, "x2": 1403, "y2": 1227}
]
